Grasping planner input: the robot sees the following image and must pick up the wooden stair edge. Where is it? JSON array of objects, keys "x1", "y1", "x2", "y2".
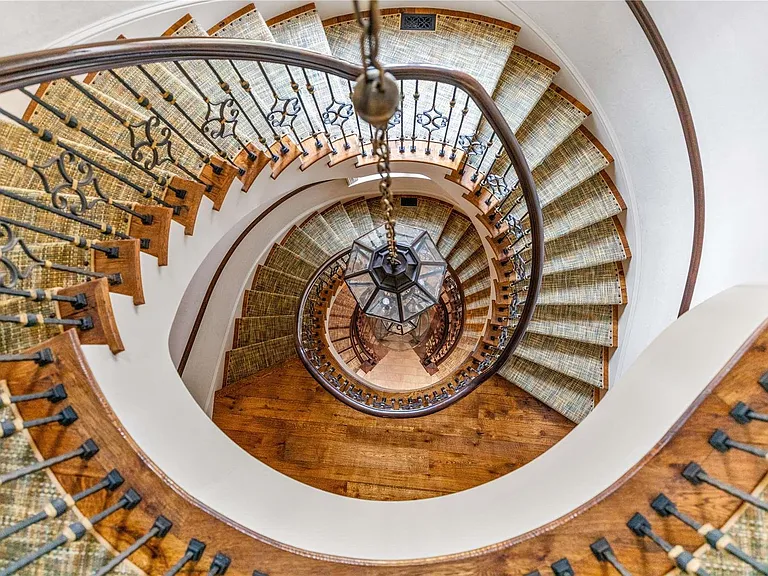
[
  {"x1": 5, "y1": 321, "x2": 768, "y2": 573},
  {"x1": 128, "y1": 204, "x2": 173, "y2": 266},
  {"x1": 55, "y1": 277, "x2": 124, "y2": 354},
  {"x1": 92, "y1": 238, "x2": 144, "y2": 306}
]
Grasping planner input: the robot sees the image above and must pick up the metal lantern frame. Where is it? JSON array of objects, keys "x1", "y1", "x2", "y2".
[{"x1": 344, "y1": 223, "x2": 448, "y2": 326}]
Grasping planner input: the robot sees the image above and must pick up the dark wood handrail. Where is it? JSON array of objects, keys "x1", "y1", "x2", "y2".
[{"x1": 0, "y1": 37, "x2": 544, "y2": 333}]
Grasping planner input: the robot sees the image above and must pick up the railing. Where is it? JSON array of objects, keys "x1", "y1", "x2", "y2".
[
  {"x1": 419, "y1": 271, "x2": 464, "y2": 370},
  {"x1": 297, "y1": 247, "x2": 505, "y2": 417},
  {"x1": 3, "y1": 301, "x2": 768, "y2": 574},
  {"x1": 349, "y1": 306, "x2": 381, "y2": 370}
]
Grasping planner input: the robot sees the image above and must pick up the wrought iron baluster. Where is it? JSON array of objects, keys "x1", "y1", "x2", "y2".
[
  {"x1": 450, "y1": 94, "x2": 470, "y2": 161},
  {"x1": 107, "y1": 70, "x2": 217, "y2": 180},
  {"x1": 323, "y1": 72, "x2": 353, "y2": 151},
  {"x1": 0, "y1": 348, "x2": 54, "y2": 365},
  {"x1": 0, "y1": 406, "x2": 78, "y2": 438},
  {"x1": 591, "y1": 539, "x2": 633, "y2": 576},
  {"x1": 0, "y1": 470, "x2": 122, "y2": 542},
  {"x1": 410, "y1": 79, "x2": 419, "y2": 153},
  {"x1": 206, "y1": 552, "x2": 231, "y2": 576},
  {"x1": 256, "y1": 62, "x2": 306, "y2": 155},
  {"x1": 472, "y1": 132, "x2": 495, "y2": 182},
  {"x1": 225, "y1": 60, "x2": 283, "y2": 160},
  {"x1": 285, "y1": 66, "x2": 321, "y2": 152},
  {"x1": 93, "y1": 516, "x2": 172, "y2": 576},
  {"x1": 652, "y1": 493, "x2": 768, "y2": 574},
  {"x1": 0, "y1": 222, "x2": 121, "y2": 289},
  {"x1": 173, "y1": 62, "x2": 254, "y2": 156},
  {"x1": 0, "y1": 488, "x2": 141, "y2": 576},
  {"x1": 416, "y1": 81, "x2": 448, "y2": 156},
  {"x1": 348, "y1": 79, "x2": 367, "y2": 157},
  {"x1": 165, "y1": 539, "x2": 206, "y2": 576},
  {"x1": 136, "y1": 64, "x2": 238, "y2": 167},
  {"x1": 0, "y1": 439, "x2": 98, "y2": 486},
  {"x1": 731, "y1": 401, "x2": 768, "y2": 423},
  {"x1": 709, "y1": 428, "x2": 768, "y2": 459},
  {"x1": 23, "y1": 85, "x2": 189, "y2": 197},
  {"x1": 628, "y1": 513, "x2": 710, "y2": 576},
  {"x1": 682, "y1": 462, "x2": 768, "y2": 512},
  {"x1": 0, "y1": 214, "x2": 122, "y2": 256},
  {"x1": 0, "y1": 381, "x2": 67, "y2": 405},
  {"x1": 398, "y1": 79, "x2": 405, "y2": 153},
  {"x1": 0, "y1": 107, "x2": 179, "y2": 212},
  {"x1": 457, "y1": 132, "x2": 486, "y2": 175},
  {"x1": 301, "y1": 68, "x2": 336, "y2": 154},
  {"x1": 440, "y1": 86, "x2": 457, "y2": 157}
]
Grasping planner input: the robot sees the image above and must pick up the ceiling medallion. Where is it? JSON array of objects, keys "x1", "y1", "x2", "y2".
[{"x1": 344, "y1": 223, "x2": 447, "y2": 327}]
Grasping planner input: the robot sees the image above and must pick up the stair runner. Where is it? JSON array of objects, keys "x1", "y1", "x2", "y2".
[
  {"x1": 0, "y1": 2, "x2": 633, "y2": 429},
  {"x1": 224, "y1": 195, "x2": 491, "y2": 386}
]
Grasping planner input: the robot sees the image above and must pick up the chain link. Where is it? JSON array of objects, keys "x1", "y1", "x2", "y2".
[{"x1": 353, "y1": 0, "x2": 397, "y2": 263}]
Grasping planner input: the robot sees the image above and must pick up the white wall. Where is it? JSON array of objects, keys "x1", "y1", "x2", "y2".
[
  {"x1": 644, "y1": 1, "x2": 768, "y2": 307},
  {"x1": 0, "y1": 1, "x2": 155, "y2": 57}
]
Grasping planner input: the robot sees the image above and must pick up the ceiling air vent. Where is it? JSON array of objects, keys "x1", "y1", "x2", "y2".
[
  {"x1": 400, "y1": 197, "x2": 418, "y2": 207},
  {"x1": 401, "y1": 13, "x2": 436, "y2": 31}
]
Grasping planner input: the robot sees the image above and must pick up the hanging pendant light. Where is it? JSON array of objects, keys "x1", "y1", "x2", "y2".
[{"x1": 345, "y1": 223, "x2": 447, "y2": 327}]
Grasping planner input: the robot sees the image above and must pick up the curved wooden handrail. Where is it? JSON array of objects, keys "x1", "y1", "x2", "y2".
[{"x1": 0, "y1": 37, "x2": 544, "y2": 381}]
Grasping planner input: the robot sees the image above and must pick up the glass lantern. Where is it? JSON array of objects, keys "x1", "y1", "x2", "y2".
[{"x1": 344, "y1": 223, "x2": 447, "y2": 327}]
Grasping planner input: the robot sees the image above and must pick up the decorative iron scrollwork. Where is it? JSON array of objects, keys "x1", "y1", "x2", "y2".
[
  {"x1": 202, "y1": 98, "x2": 241, "y2": 141},
  {"x1": 0, "y1": 223, "x2": 38, "y2": 288},
  {"x1": 127, "y1": 115, "x2": 174, "y2": 170}
]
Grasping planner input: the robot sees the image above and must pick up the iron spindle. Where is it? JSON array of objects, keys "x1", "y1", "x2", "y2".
[
  {"x1": 0, "y1": 405, "x2": 78, "y2": 438},
  {"x1": 731, "y1": 401, "x2": 768, "y2": 424},
  {"x1": 0, "y1": 382, "x2": 67, "y2": 406},
  {"x1": 0, "y1": 470, "x2": 123, "y2": 542},
  {"x1": 23, "y1": 85, "x2": 191, "y2": 197},
  {"x1": 0, "y1": 214, "x2": 121, "y2": 256},
  {"x1": 0, "y1": 348, "x2": 54, "y2": 365},
  {"x1": 627, "y1": 512, "x2": 710, "y2": 576},
  {"x1": 0, "y1": 106, "x2": 179, "y2": 210},
  {"x1": 591, "y1": 538, "x2": 633, "y2": 576},
  {"x1": 207, "y1": 552, "x2": 232, "y2": 575},
  {"x1": 0, "y1": 439, "x2": 98, "y2": 485},
  {"x1": 410, "y1": 79, "x2": 419, "y2": 153},
  {"x1": 0, "y1": 286, "x2": 86, "y2": 308},
  {"x1": 286, "y1": 66, "x2": 321, "y2": 151},
  {"x1": 683, "y1": 462, "x2": 768, "y2": 512},
  {"x1": 164, "y1": 538, "x2": 207, "y2": 575},
  {"x1": 651, "y1": 492, "x2": 768, "y2": 574},
  {"x1": 93, "y1": 515, "x2": 172, "y2": 575},
  {"x1": 710, "y1": 429, "x2": 768, "y2": 459},
  {"x1": 0, "y1": 488, "x2": 141, "y2": 576}
]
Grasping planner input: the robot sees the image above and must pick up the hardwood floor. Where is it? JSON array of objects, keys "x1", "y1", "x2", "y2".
[{"x1": 212, "y1": 358, "x2": 575, "y2": 501}]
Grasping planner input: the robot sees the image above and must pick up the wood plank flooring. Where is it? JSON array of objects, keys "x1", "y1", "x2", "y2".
[{"x1": 212, "y1": 357, "x2": 575, "y2": 501}]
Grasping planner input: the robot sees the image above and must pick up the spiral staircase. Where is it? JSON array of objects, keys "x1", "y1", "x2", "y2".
[{"x1": 0, "y1": 2, "x2": 766, "y2": 575}]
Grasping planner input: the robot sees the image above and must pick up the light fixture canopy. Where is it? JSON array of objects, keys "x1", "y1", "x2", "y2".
[{"x1": 345, "y1": 223, "x2": 447, "y2": 326}]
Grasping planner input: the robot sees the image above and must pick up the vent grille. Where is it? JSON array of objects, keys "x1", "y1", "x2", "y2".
[{"x1": 401, "y1": 13, "x2": 436, "y2": 31}]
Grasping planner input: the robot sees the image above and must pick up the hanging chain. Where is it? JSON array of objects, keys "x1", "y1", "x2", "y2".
[{"x1": 353, "y1": 0, "x2": 397, "y2": 262}]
